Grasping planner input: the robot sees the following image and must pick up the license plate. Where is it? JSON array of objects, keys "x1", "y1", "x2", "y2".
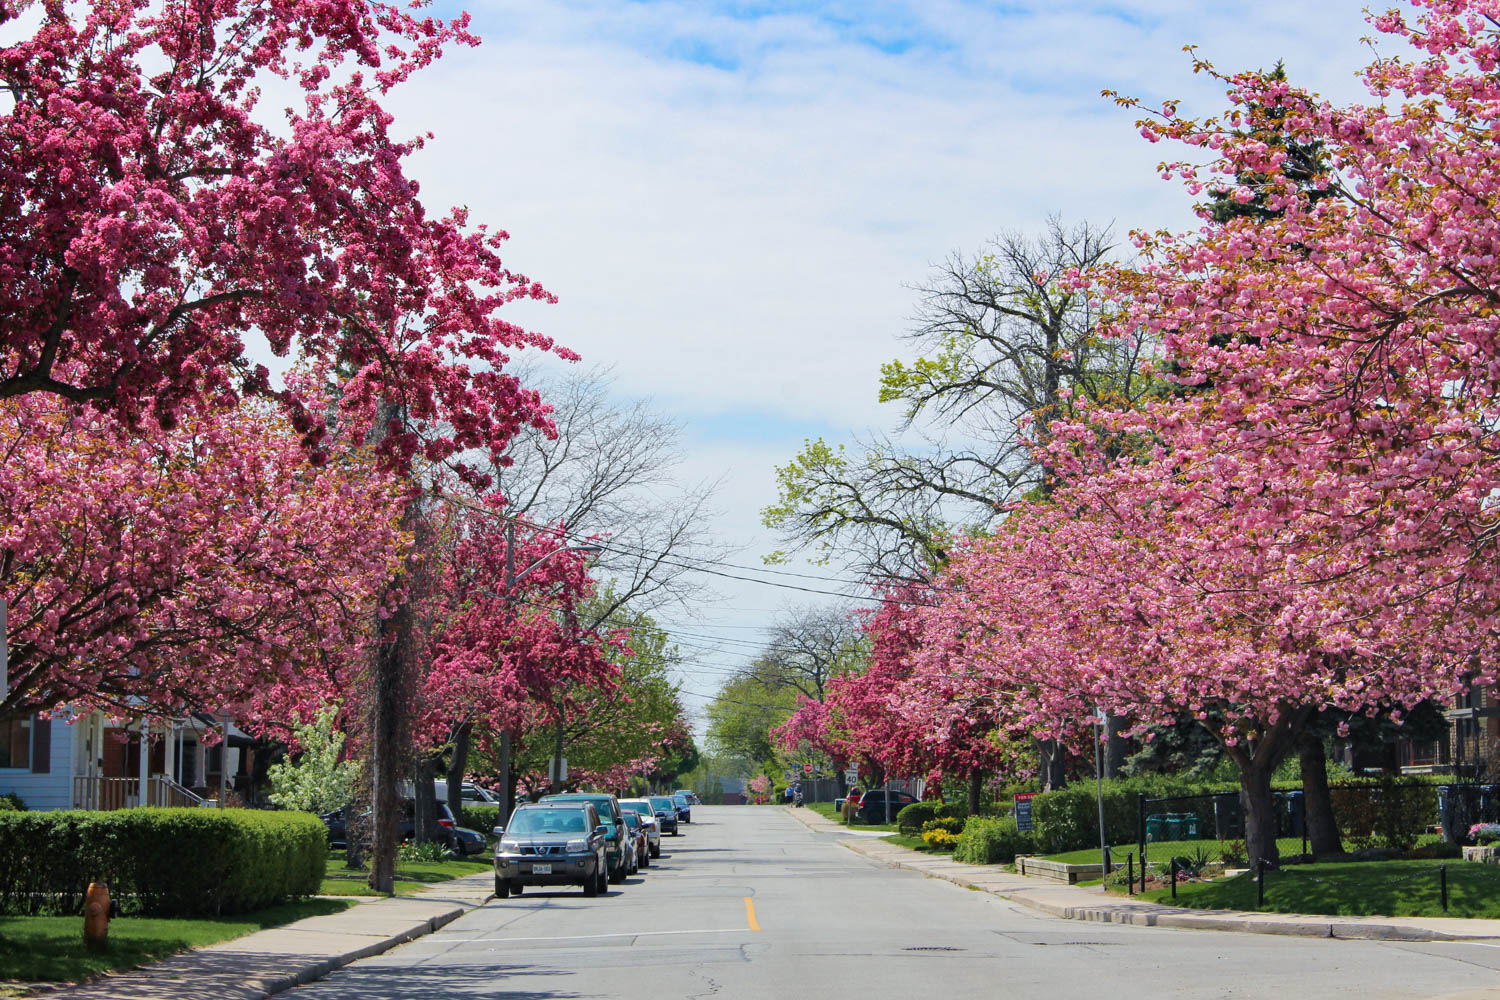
[{"x1": 530, "y1": 863, "x2": 552, "y2": 875}]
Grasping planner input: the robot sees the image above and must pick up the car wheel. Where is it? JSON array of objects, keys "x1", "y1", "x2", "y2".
[
  {"x1": 610, "y1": 862, "x2": 626, "y2": 884},
  {"x1": 494, "y1": 877, "x2": 510, "y2": 899},
  {"x1": 650, "y1": 843, "x2": 660, "y2": 859},
  {"x1": 641, "y1": 848, "x2": 650, "y2": 868},
  {"x1": 511, "y1": 881, "x2": 524, "y2": 895},
  {"x1": 583, "y1": 872, "x2": 599, "y2": 897}
]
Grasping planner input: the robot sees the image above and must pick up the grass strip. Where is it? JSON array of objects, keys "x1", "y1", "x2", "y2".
[{"x1": 319, "y1": 851, "x2": 491, "y2": 896}]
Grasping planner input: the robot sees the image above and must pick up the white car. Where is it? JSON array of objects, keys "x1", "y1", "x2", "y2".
[
  {"x1": 435, "y1": 780, "x2": 499, "y2": 806},
  {"x1": 619, "y1": 799, "x2": 662, "y2": 859}
]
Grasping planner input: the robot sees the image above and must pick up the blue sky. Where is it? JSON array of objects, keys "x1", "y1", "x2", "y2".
[{"x1": 391, "y1": 0, "x2": 1381, "y2": 728}]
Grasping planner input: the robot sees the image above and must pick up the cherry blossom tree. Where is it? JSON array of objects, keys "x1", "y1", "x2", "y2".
[
  {"x1": 907, "y1": 0, "x2": 1500, "y2": 866},
  {"x1": 0, "y1": 0, "x2": 568, "y2": 476},
  {"x1": 0, "y1": 393, "x2": 404, "y2": 719}
]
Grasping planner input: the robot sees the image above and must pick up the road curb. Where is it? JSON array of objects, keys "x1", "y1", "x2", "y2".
[
  {"x1": 251, "y1": 902, "x2": 471, "y2": 997},
  {"x1": 823, "y1": 823, "x2": 1500, "y2": 944}
]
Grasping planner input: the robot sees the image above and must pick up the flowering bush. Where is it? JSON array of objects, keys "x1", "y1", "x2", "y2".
[
  {"x1": 921, "y1": 816, "x2": 966, "y2": 836},
  {"x1": 922, "y1": 828, "x2": 959, "y2": 850},
  {"x1": 1469, "y1": 823, "x2": 1500, "y2": 845}
]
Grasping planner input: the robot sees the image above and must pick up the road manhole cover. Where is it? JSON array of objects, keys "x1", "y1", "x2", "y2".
[{"x1": 904, "y1": 946, "x2": 965, "y2": 952}]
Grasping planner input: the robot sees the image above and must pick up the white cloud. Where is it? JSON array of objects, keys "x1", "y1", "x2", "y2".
[{"x1": 379, "y1": 0, "x2": 1383, "y2": 720}]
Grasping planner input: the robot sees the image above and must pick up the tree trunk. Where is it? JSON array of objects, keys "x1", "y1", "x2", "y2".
[
  {"x1": 414, "y1": 754, "x2": 440, "y2": 843},
  {"x1": 1298, "y1": 731, "x2": 1342, "y2": 857},
  {"x1": 967, "y1": 770, "x2": 983, "y2": 814},
  {"x1": 1038, "y1": 739, "x2": 1067, "y2": 791},
  {"x1": 1240, "y1": 760, "x2": 1281, "y2": 869},
  {"x1": 1104, "y1": 714, "x2": 1128, "y2": 779},
  {"x1": 366, "y1": 584, "x2": 411, "y2": 893},
  {"x1": 365, "y1": 438, "x2": 420, "y2": 895},
  {"x1": 446, "y1": 723, "x2": 471, "y2": 822}
]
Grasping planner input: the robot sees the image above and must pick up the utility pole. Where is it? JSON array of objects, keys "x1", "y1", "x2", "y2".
[{"x1": 494, "y1": 518, "x2": 600, "y2": 828}]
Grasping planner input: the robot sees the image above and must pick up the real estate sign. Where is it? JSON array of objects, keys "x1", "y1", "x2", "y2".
[{"x1": 1014, "y1": 791, "x2": 1036, "y2": 832}]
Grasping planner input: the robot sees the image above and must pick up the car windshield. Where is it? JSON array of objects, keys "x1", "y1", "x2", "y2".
[
  {"x1": 649, "y1": 797, "x2": 674, "y2": 811},
  {"x1": 546, "y1": 795, "x2": 617, "y2": 823},
  {"x1": 621, "y1": 801, "x2": 653, "y2": 817},
  {"x1": 672, "y1": 795, "x2": 688, "y2": 806},
  {"x1": 622, "y1": 812, "x2": 640, "y2": 829},
  {"x1": 506, "y1": 808, "x2": 590, "y2": 836}
]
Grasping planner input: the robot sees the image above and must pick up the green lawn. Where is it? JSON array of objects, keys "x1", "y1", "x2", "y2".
[
  {"x1": 806, "y1": 802, "x2": 899, "y2": 833},
  {"x1": 1119, "y1": 858, "x2": 1500, "y2": 919},
  {"x1": 0, "y1": 899, "x2": 354, "y2": 984},
  {"x1": 319, "y1": 851, "x2": 492, "y2": 897},
  {"x1": 882, "y1": 833, "x2": 955, "y2": 854}
]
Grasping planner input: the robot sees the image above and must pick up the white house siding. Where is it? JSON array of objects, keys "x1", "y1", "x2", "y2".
[{"x1": 0, "y1": 717, "x2": 76, "y2": 811}]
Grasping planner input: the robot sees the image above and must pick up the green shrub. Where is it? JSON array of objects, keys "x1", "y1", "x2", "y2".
[
  {"x1": 896, "y1": 801, "x2": 941, "y2": 834},
  {"x1": 0, "y1": 792, "x2": 24, "y2": 811},
  {"x1": 953, "y1": 816, "x2": 1034, "y2": 865},
  {"x1": 460, "y1": 804, "x2": 500, "y2": 833},
  {"x1": 1330, "y1": 780, "x2": 1438, "y2": 853},
  {"x1": 0, "y1": 808, "x2": 325, "y2": 917}
]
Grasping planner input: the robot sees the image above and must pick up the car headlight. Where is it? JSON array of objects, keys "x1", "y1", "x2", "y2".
[
  {"x1": 565, "y1": 838, "x2": 590, "y2": 852},
  {"x1": 499, "y1": 839, "x2": 521, "y2": 852}
]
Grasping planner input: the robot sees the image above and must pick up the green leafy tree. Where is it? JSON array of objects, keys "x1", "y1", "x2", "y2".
[{"x1": 266, "y1": 706, "x2": 360, "y2": 815}]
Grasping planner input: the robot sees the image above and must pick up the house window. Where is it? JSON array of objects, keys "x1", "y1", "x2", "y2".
[{"x1": 0, "y1": 714, "x2": 31, "y2": 769}]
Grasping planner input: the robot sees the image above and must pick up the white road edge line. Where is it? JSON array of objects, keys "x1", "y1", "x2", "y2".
[{"x1": 456, "y1": 928, "x2": 750, "y2": 944}]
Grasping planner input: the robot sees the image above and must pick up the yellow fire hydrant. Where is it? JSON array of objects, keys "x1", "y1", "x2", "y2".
[{"x1": 83, "y1": 882, "x2": 110, "y2": 952}]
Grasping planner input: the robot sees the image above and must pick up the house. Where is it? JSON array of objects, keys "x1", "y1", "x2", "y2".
[
  {"x1": 0, "y1": 708, "x2": 258, "y2": 811},
  {"x1": 1371, "y1": 683, "x2": 1498, "y2": 779},
  {"x1": 719, "y1": 777, "x2": 747, "y2": 805}
]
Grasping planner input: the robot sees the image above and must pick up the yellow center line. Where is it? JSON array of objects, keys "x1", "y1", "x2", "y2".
[{"x1": 743, "y1": 896, "x2": 761, "y2": 932}]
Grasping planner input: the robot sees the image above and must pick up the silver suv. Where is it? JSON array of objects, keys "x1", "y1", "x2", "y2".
[{"x1": 493, "y1": 803, "x2": 610, "y2": 898}]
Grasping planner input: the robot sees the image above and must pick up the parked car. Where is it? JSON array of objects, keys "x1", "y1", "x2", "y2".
[
  {"x1": 620, "y1": 800, "x2": 662, "y2": 858},
  {"x1": 856, "y1": 789, "x2": 919, "y2": 824},
  {"x1": 648, "y1": 795, "x2": 680, "y2": 836},
  {"x1": 322, "y1": 799, "x2": 481, "y2": 854},
  {"x1": 671, "y1": 793, "x2": 692, "y2": 824},
  {"x1": 541, "y1": 792, "x2": 631, "y2": 883},
  {"x1": 434, "y1": 779, "x2": 499, "y2": 806},
  {"x1": 450, "y1": 824, "x2": 488, "y2": 856},
  {"x1": 620, "y1": 807, "x2": 649, "y2": 871},
  {"x1": 675, "y1": 788, "x2": 701, "y2": 805},
  {"x1": 492, "y1": 802, "x2": 609, "y2": 898}
]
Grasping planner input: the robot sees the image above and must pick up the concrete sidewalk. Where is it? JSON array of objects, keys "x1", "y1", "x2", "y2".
[
  {"x1": 786, "y1": 805, "x2": 1500, "y2": 943},
  {"x1": 38, "y1": 871, "x2": 494, "y2": 1000}
]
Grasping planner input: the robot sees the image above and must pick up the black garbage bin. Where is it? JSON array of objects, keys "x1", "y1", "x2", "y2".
[
  {"x1": 1284, "y1": 791, "x2": 1305, "y2": 838},
  {"x1": 1213, "y1": 793, "x2": 1243, "y2": 840}
]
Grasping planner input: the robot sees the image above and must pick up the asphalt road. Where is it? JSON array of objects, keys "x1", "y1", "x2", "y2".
[{"x1": 295, "y1": 806, "x2": 1500, "y2": 1000}]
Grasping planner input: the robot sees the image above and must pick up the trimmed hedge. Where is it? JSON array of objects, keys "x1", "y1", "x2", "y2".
[
  {"x1": 460, "y1": 804, "x2": 500, "y2": 833},
  {"x1": 0, "y1": 808, "x2": 326, "y2": 916},
  {"x1": 953, "y1": 816, "x2": 1034, "y2": 864}
]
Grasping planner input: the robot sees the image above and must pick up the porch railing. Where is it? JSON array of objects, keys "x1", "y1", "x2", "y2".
[{"x1": 72, "y1": 775, "x2": 213, "y2": 810}]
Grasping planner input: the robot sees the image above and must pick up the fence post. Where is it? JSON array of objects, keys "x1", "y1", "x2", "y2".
[
  {"x1": 1169, "y1": 858, "x2": 1177, "y2": 900},
  {"x1": 1256, "y1": 859, "x2": 1264, "y2": 908},
  {"x1": 1127, "y1": 852, "x2": 1134, "y2": 896},
  {"x1": 1103, "y1": 845, "x2": 1111, "y2": 876},
  {"x1": 1440, "y1": 864, "x2": 1448, "y2": 914},
  {"x1": 1137, "y1": 792, "x2": 1146, "y2": 866}
]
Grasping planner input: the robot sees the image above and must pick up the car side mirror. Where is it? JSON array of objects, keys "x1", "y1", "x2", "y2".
[
  {"x1": 491, "y1": 826, "x2": 504, "y2": 837},
  {"x1": 593, "y1": 824, "x2": 610, "y2": 839}
]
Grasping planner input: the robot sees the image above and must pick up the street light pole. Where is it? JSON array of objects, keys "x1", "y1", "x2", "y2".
[{"x1": 494, "y1": 519, "x2": 601, "y2": 829}]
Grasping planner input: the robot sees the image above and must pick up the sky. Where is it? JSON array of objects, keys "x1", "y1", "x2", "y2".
[{"x1": 381, "y1": 0, "x2": 1385, "y2": 736}]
